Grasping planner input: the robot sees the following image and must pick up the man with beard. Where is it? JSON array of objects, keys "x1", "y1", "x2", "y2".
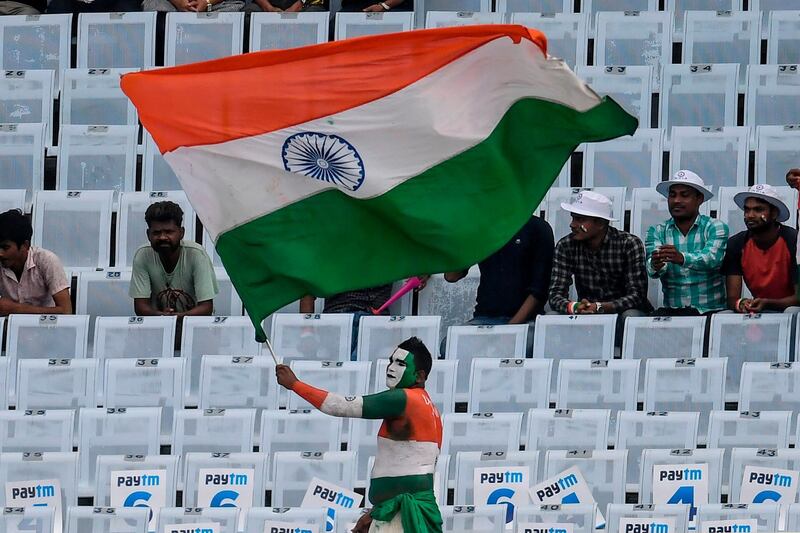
[
  {"x1": 0, "y1": 209, "x2": 71, "y2": 316},
  {"x1": 129, "y1": 201, "x2": 218, "y2": 317},
  {"x1": 275, "y1": 336, "x2": 442, "y2": 533},
  {"x1": 721, "y1": 184, "x2": 799, "y2": 313},
  {"x1": 646, "y1": 170, "x2": 728, "y2": 315}
]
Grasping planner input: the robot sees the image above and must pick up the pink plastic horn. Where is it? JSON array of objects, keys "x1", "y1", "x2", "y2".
[{"x1": 371, "y1": 277, "x2": 422, "y2": 315}]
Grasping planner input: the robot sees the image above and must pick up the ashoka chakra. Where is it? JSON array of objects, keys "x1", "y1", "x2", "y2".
[{"x1": 282, "y1": 132, "x2": 366, "y2": 192}]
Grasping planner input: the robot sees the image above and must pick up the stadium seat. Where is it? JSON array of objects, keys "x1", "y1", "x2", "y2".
[
  {"x1": 594, "y1": 12, "x2": 671, "y2": 85},
  {"x1": 16, "y1": 358, "x2": 97, "y2": 410},
  {"x1": 0, "y1": 189, "x2": 26, "y2": 215},
  {"x1": 93, "y1": 454, "x2": 178, "y2": 511},
  {"x1": 668, "y1": 126, "x2": 749, "y2": 197},
  {"x1": 445, "y1": 324, "x2": 528, "y2": 402},
  {"x1": 77, "y1": 12, "x2": 156, "y2": 69},
  {"x1": 718, "y1": 185, "x2": 798, "y2": 236},
  {"x1": 739, "y1": 362, "x2": 800, "y2": 414},
  {"x1": 615, "y1": 411, "x2": 700, "y2": 488},
  {"x1": 584, "y1": 0, "x2": 658, "y2": 33},
  {"x1": 767, "y1": 11, "x2": 800, "y2": 64},
  {"x1": 32, "y1": 190, "x2": 113, "y2": 271},
  {"x1": 116, "y1": 191, "x2": 195, "y2": 268},
  {"x1": 142, "y1": 130, "x2": 182, "y2": 192},
  {"x1": 335, "y1": 12, "x2": 414, "y2": 40},
  {"x1": 182, "y1": 451, "x2": 267, "y2": 507},
  {"x1": 416, "y1": 266, "x2": 480, "y2": 340},
  {"x1": 708, "y1": 313, "x2": 792, "y2": 400},
  {"x1": 212, "y1": 268, "x2": 245, "y2": 317},
  {"x1": 92, "y1": 315, "x2": 177, "y2": 364},
  {"x1": 509, "y1": 13, "x2": 587, "y2": 71},
  {"x1": 0, "y1": 506, "x2": 55, "y2": 533},
  {"x1": 425, "y1": 11, "x2": 504, "y2": 28},
  {"x1": 244, "y1": 508, "x2": 328, "y2": 533},
  {"x1": 157, "y1": 507, "x2": 240, "y2": 533},
  {"x1": 532, "y1": 314, "x2": 617, "y2": 362},
  {"x1": 622, "y1": 316, "x2": 706, "y2": 361},
  {"x1": 414, "y1": 0, "x2": 490, "y2": 29},
  {"x1": 469, "y1": 358, "x2": 551, "y2": 428},
  {"x1": 203, "y1": 230, "x2": 224, "y2": 268},
  {"x1": 545, "y1": 187, "x2": 625, "y2": 242},
  {"x1": 77, "y1": 407, "x2": 161, "y2": 495},
  {"x1": 164, "y1": 12, "x2": 244, "y2": 67},
  {"x1": 497, "y1": 0, "x2": 570, "y2": 12},
  {"x1": 697, "y1": 503, "x2": 780, "y2": 532},
  {"x1": 683, "y1": 11, "x2": 760, "y2": 89},
  {"x1": 440, "y1": 505, "x2": 505, "y2": 533},
  {"x1": 103, "y1": 357, "x2": 185, "y2": 440},
  {"x1": 666, "y1": 0, "x2": 743, "y2": 39},
  {"x1": 55, "y1": 125, "x2": 137, "y2": 196},
  {"x1": 271, "y1": 451, "x2": 357, "y2": 507},
  {"x1": 356, "y1": 315, "x2": 441, "y2": 364},
  {"x1": 65, "y1": 506, "x2": 148, "y2": 533},
  {"x1": 527, "y1": 408, "x2": 610, "y2": 452},
  {"x1": 660, "y1": 64, "x2": 738, "y2": 133},
  {"x1": 582, "y1": 129, "x2": 662, "y2": 199},
  {"x1": 260, "y1": 409, "x2": 342, "y2": 459},
  {"x1": 606, "y1": 504, "x2": 689, "y2": 533},
  {"x1": 173, "y1": 408, "x2": 255, "y2": 468},
  {"x1": 76, "y1": 269, "x2": 135, "y2": 320},
  {"x1": 0, "y1": 451, "x2": 78, "y2": 522},
  {"x1": 755, "y1": 125, "x2": 800, "y2": 186},
  {"x1": 728, "y1": 448, "x2": 800, "y2": 503},
  {"x1": 180, "y1": 316, "x2": 262, "y2": 404},
  {"x1": 639, "y1": 448, "x2": 724, "y2": 504},
  {"x1": 746, "y1": 64, "x2": 800, "y2": 129},
  {"x1": 574, "y1": 66, "x2": 653, "y2": 128},
  {"x1": 0, "y1": 123, "x2": 45, "y2": 206},
  {"x1": 441, "y1": 413, "x2": 523, "y2": 474},
  {"x1": 365, "y1": 453, "x2": 449, "y2": 505},
  {"x1": 373, "y1": 359, "x2": 456, "y2": 413},
  {"x1": 0, "y1": 408, "x2": 73, "y2": 453},
  {"x1": 198, "y1": 355, "x2": 279, "y2": 413},
  {"x1": 60, "y1": 69, "x2": 138, "y2": 128},
  {"x1": 453, "y1": 450, "x2": 539, "y2": 505},
  {"x1": 0, "y1": 14, "x2": 71, "y2": 86},
  {"x1": 0, "y1": 70, "x2": 54, "y2": 152},
  {"x1": 250, "y1": 11, "x2": 329, "y2": 51},
  {"x1": 516, "y1": 504, "x2": 597, "y2": 533},
  {"x1": 287, "y1": 361, "x2": 370, "y2": 411},
  {"x1": 347, "y1": 417, "x2": 382, "y2": 486},
  {"x1": 544, "y1": 449, "x2": 627, "y2": 518},
  {"x1": 269, "y1": 313, "x2": 352, "y2": 363}
]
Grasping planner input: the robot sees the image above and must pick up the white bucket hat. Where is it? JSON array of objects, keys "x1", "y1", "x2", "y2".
[
  {"x1": 560, "y1": 190, "x2": 617, "y2": 221},
  {"x1": 733, "y1": 183, "x2": 790, "y2": 223},
  {"x1": 656, "y1": 170, "x2": 714, "y2": 202}
]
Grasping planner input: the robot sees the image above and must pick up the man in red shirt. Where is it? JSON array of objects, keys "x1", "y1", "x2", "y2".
[{"x1": 721, "y1": 184, "x2": 799, "y2": 313}]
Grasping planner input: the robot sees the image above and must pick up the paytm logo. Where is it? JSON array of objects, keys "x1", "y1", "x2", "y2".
[
  {"x1": 658, "y1": 467, "x2": 703, "y2": 482},
  {"x1": 524, "y1": 528, "x2": 570, "y2": 533},
  {"x1": 748, "y1": 471, "x2": 793, "y2": 487},
  {"x1": 116, "y1": 474, "x2": 160, "y2": 487},
  {"x1": 706, "y1": 524, "x2": 752, "y2": 533},
  {"x1": 204, "y1": 472, "x2": 248, "y2": 486},
  {"x1": 168, "y1": 529, "x2": 215, "y2": 533},
  {"x1": 268, "y1": 528, "x2": 313, "y2": 533},
  {"x1": 625, "y1": 523, "x2": 670, "y2": 533},
  {"x1": 311, "y1": 485, "x2": 354, "y2": 508},
  {"x1": 534, "y1": 472, "x2": 578, "y2": 500},
  {"x1": 479, "y1": 471, "x2": 524, "y2": 484},
  {"x1": 10, "y1": 484, "x2": 55, "y2": 499}
]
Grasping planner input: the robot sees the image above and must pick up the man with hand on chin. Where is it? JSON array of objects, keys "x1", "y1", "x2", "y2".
[
  {"x1": 721, "y1": 184, "x2": 800, "y2": 314},
  {"x1": 276, "y1": 337, "x2": 442, "y2": 533}
]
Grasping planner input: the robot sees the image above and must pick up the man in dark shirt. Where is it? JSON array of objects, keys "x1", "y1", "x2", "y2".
[{"x1": 721, "y1": 184, "x2": 799, "y2": 313}]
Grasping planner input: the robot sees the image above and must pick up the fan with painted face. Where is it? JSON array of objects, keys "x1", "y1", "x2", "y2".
[{"x1": 385, "y1": 347, "x2": 418, "y2": 390}]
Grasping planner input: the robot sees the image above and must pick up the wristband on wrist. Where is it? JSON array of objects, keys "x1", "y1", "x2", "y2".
[
  {"x1": 567, "y1": 301, "x2": 575, "y2": 315},
  {"x1": 736, "y1": 298, "x2": 743, "y2": 312}
]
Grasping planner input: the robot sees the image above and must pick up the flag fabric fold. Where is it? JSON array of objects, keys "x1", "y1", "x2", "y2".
[{"x1": 121, "y1": 24, "x2": 638, "y2": 341}]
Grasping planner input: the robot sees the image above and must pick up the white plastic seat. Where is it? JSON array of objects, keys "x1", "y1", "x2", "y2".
[
  {"x1": 440, "y1": 505, "x2": 505, "y2": 533},
  {"x1": 544, "y1": 187, "x2": 625, "y2": 242},
  {"x1": 445, "y1": 324, "x2": 528, "y2": 402},
  {"x1": 683, "y1": 11, "x2": 760, "y2": 89},
  {"x1": 77, "y1": 407, "x2": 161, "y2": 496},
  {"x1": 0, "y1": 506, "x2": 55, "y2": 533},
  {"x1": 697, "y1": 503, "x2": 780, "y2": 532},
  {"x1": 0, "y1": 409, "x2": 73, "y2": 453},
  {"x1": 0, "y1": 188, "x2": 25, "y2": 214},
  {"x1": 660, "y1": 64, "x2": 738, "y2": 133},
  {"x1": 32, "y1": 190, "x2": 113, "y2": 271},
  {"x1": 76, "y1": 269, "x2": 134, "y2": 320},
  {"x1": 271, "y1": 451, "x2": 357, "y2": 507},
  {"x1": 516, "y1": 504, "x2": 597, "y2": 533},
  {"x1": 767, "y1": 11, "x2": 800, "y2": 64},
  {"x1": 157, "y1": 507, "x2": 240, "y2": 533},
  {"x1": 708, "y1": 313, "x2": 792, "y2": 400},
  {"x1": 213, "y1": 268, "x2": 244, "y2": 317},
  {"x1": 116, "y1": 191, "x2": 195, "y2": 268},
  {"x1": 594, "y1": 12, "x2": 671, "y2": 86},
  {"x1": 414, "y1": 0, "x2": 490, "y2": 28},
  {"x1": 269, "y1": 313, "x2": 352, "y2": 364},
  {"x1": 373, "y1": 359, "x2": 456, "y2": 414},
  {"x1": 532, "y1": 314, "x2": 617, "y2": 360},
  {"x1": 173, "y1": 408, "x2": 256, "y2": 467},
  {"x1": 77, "y1": 12, "x2": 156, "y2": 69},
  {"x1": 243, "y1": 508, "x2": 327, "y2": 533},
  {"x1": 250, "y1": 11, "x2": 328, "y2": 51},
  {"x1": 718, "y1": 185, "x2": 798, "y2": 236},
  {"x1": 739, "y1": 362, "x2": 800, "y2": 414},
  {"x1": 441, "y1": 413, "x2": 523, "y2": 475},
  {"x1": 56, "y1": 125, "x2": 137, "y2": 196},
  {"x1": 180, "y1": 316, "x2": 262, "y2": 404},
  {"x1": 728, "y1": 447, "x2": 800, "y2": 503},
  {"x1": 425, "y1": 11, "x2": 504, "y2": 28},
  {"x1": 668, "y1": 126, "x2": 749, "y2": 196},
  {"x1": 755, "y1": 125, "x2": 800, "y2": 186},
  {"x1": 616, "y1": 411, "x2": 700, "y2": 488},
  {"x1": 356, "y1": 315, "x2": 440, "y2": 364},
  {"x1": 0, "y1": 123, "x2": 45, "y2": 206},
  {"x1": 621, "y1": 316, "x2": 706, "y2": 360},
  {"x1": 16, "y1": 358, "x2": 97, "y2": 410},
  {"x1": 335, "y1": 12, "x2": 413, "y2": 40},
  {"x1": 0, "y1": 451, "x2": 77, "y2": 527},
  {"x1": 574, "y1": 66, "x2": 653, "y2": 128},
  {"x1": 469, "y1": 358, "x2": 551, "y2": 424},
  {"x1": 746, "y1": 65, "x2": 800, "y2": 129},
  {"x1": 666, "y1": 0, "x2": 743, "y2": 39},
  {"x1": 103, "y1": 357, "x2": 185, "y2": 440},
  {"x1": 287, "y1": 361, "x2": 370, "y2": 412},
  {"x1": 60, "y1": 69, "x2": 138, "y2": 128},
  {"x1": 640, "y1": 448, "x2": 724, "y2": 504},
  {"x1": 453, "y1": 450, "x2": 538, "y2": 506},
  {"x1": 165, "y1": 12, "x2": 244, "y2": 67},
  {"x1": 142, "y1": 130, "x2": 182, "y2": 192},
  {"x1": 199, "y1": 355, "x2": 278, "y2": 412},
  {"x1": 94, "y1": 454, "x2": 178, "y2": 517},
  {"x1": 417, "y1": 266, "x2": 480, "y2": 342},
  {"x1": 607, "y1": 504, "x2": 689, "y2": 533},
  {"x1": 182, "y1": 451, "x2": 267, "y2": 508},
  {"x1": 497, "y1": 0, "x2": 570, "y2": 12},
  {"x1": 707, "y1": 411, "x2": 792, "y2": 451},
  {"x1": 510, "y1": 13, "x2": 587, "y2": 70},
  {"x1": 0, "y1": 70, "x2": 54, "y2": 153},
  {"x1": 65, "y1": 506, "x2": 148, "y2": 533},
  {"x1": 581, "y1": 129, "x2": 662, "y2": 196},
  {"x1": 544, "y1": 449, "x2": 627, "y2": 517},
  {"x1": 92, "y1": 315, "x2": 177, "y2": 361},
  {"x1": 528, "y1": 408, "x2": 610, "y2": 452},
  {"x1": 260, "y1": 409, "x2": 342, "y2": 458},
  {"x1": 0, "y1": 15, "x2": 71, "y2": 86}
]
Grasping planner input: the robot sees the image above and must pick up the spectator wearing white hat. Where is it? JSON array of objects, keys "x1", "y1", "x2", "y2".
[
  {"x1": 548, "y1": 190, "x2": 652, "y2": 337},
  {"x1": 721, "y1": 184, "x2": 799, "y2": 313},
  {"x1": 646, "y1": 170, "x2": 729, "y2": 315}
]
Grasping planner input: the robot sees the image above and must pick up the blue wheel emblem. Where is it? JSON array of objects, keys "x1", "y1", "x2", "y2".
[{"x1": 282, "y1": 132, "x2": 366, "y2": 192}]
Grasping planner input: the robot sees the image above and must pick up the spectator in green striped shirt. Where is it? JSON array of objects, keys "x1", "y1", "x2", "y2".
[{"x1": 646, "y1": 170, "x2": 729, "y2": 315}]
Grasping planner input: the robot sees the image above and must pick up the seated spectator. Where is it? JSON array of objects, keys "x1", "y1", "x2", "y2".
[
  {"x1": 48, "y1": 0, "x2": 140, "y2": 13},
  {"x1": 646, "y1": 170, "x2": 728, "y2": 315},
  {"x1": 340, "y1": 0, "x2": 409, "y2": 12},
  {"x1": 130, "y1": 201, "x2": 218, "y2": 317},
  {"x1": 548, "y1": 191, "x2": 651, "y2": 339},
  {"x1": 721, "y1": 184, "x2": 799, "y2": 313},
  {"x1": 244, "y1": 0, "x2": 324, "y2": 13},
  {"x1": 0, "y1": 210, "x2": 71, "y2": 316},
  {"x1": 142, "y1": 0, "x2": 242, "y2": 12},
  {"x1": 0, "y1": 0, "x2": 42, "y2": 15}
]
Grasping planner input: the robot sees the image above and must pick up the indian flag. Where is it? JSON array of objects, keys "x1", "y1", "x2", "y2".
[{"x1": 121, "y1": 25, "x2": 637, "y2": 341}]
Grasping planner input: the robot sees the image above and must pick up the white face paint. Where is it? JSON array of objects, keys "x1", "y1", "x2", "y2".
[{"x1": 385, "y1": 348, "x2": 411, "y2": 389}]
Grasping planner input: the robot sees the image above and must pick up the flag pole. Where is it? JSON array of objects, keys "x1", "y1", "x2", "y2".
[{"x1": 263, "y1": 337, "x2": 280, "y2": 365}]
